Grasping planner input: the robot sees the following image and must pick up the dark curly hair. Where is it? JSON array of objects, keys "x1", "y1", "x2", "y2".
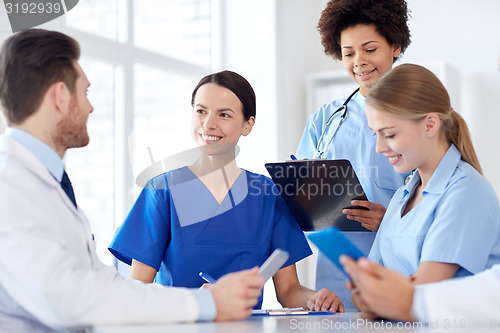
[{"x1": 318, "y1": 0, "x2": 411, "y2": 62}]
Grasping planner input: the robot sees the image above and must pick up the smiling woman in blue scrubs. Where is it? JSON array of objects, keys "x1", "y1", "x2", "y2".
[
  {"x1": 353, "y1": 64, "x2": 500, "y2": 310},
  {"x1": 109, "y1": 70, "x2": 343, "y2": 312}
]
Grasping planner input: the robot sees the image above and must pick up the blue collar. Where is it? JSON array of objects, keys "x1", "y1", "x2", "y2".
[
  {"x1": 5, "y1": 127, "x2": 64, "y2": 182},
  {"x1": 403, "y1": 144, "x2": 461, "y2": 198}
]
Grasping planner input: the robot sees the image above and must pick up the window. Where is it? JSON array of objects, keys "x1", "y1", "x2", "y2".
[
  {"x1": 134, "y1": 0, "x2": 212, "y2": 67},
  {"x1": 62, "y1": 0, "x2": 215, "y2": 265},
  {"x1": 66, "y1": 0, "x2": 118, "y2": 41},
  {"x1": 131, "y1": 64, "x2": 197, "y2": 181},
  {"x1": 64, "y1": 59, "x2": 116, "y2": 264}
]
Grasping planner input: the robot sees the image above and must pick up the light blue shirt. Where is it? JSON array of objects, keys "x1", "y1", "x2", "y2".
[
  {"x1": 296, "y1": 91, "x2": 409, "y2": 310},
  {"x1": 5, "y1": 127, "x2": 64, "y2": 181},
  {"x1": 5, "y1": 127, "x2": 217, "y2": 320},
  {"x1": 296, "y1": 91, "x2": 408, "y2": 206},
  {"x1": 369, "y1": 145, "x2": 500, "y2": 277}
]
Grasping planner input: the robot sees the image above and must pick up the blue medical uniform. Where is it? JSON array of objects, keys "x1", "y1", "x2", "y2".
[
  {"x1": 369, "y1": 145, "x2": 500, "y2": 276},
  {"x1": 296, "y1": 91, "x2": 408, "y2": 310},
  {"x1": 109, "y1": 167, "x2": 312, "y2": 309}
]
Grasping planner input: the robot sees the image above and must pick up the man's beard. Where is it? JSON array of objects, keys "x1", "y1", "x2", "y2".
[{"x1": 56, "y1": 98, "x2": 90, "y2": 149}]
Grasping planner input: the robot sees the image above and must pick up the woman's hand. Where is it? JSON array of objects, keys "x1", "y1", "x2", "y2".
[
  {"x1": 306, "y1": 288, "x2": 344, "y2": 312},
  {"x1": 345, "y1": 280, "x2": 372, "y2": 314},
  {"x1": 343, "y1": 200, "x2": 386, "y2": 232},
  {"x1": 341, "y1": 256, "x2": 415, "y2": 321}
]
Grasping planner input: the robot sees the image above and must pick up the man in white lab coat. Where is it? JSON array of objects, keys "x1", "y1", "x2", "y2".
[
  {"x1": 341, "y1": 256, "x2": 500, "y2": 326},
  {"x1": 0, "y1": 29, "x2": 264, "y2": 333}
]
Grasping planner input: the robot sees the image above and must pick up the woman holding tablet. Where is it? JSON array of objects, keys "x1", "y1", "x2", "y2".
[
  {"x1": 355, "y1": 63, "x2": 500, "y2": 309},
  {"x1": 109, "y1": 70, "x2": 343, "y2": 312}
]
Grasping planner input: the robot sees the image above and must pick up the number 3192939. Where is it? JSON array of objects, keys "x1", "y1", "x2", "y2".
[{"x1": 5, "y1": 2, "x2": 62, "y2": 14}]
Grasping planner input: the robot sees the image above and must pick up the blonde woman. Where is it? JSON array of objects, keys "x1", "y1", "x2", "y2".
[{"x1": 354, "y1": 63, "x2": 500, "y2": 310}]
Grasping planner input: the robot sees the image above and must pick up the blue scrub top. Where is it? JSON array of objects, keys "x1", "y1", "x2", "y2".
[
  {"x1": 369, "y1": 145, "x2": 500, "y2": 277},
  {"x1": 109, "y1": 167, "x2": 312, "y2": 309},
  {"x1": 296, "y1": 91, "x2": 409, "y2": 310}
]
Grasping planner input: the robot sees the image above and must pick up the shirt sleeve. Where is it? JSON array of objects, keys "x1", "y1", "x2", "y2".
[
  {"x1": 109, "y1": 177, "x2": 172, "y2": 270},
  {"x1": 295, "y1": 111, "x2": 320, "y2": 159},
  {"x1": 412, "y1": 265, "x2": 500, "y2": 325},
  {"x1": 1, "y1": 224, "x2": 204, "y2": 328},
  {"x1": 420, "y1": 175, "x2": 500, "y2": 274},
  {"x1": 191, "y1": 289, "x2": 217, "y2": 321},
  {"x1": 0, "y1": 168, "x2": 202, "y2": 329}
]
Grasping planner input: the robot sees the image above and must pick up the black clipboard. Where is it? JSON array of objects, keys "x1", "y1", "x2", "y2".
[{"x1": 265, "y1": 159, "x2": 369, "y2": 232}]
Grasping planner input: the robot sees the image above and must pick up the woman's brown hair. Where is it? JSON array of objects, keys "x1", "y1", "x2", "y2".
[{"x1": 366, "y1": 64, "x2": 482, "y2": 174}]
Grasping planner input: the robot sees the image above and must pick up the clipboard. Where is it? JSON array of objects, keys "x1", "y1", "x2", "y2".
[
  {"x1": 265, "y1": 159, "x2": 369, "y2": 231},
  {"x1": 252, "y1": 308, "x2": 333, "y2": 316}
]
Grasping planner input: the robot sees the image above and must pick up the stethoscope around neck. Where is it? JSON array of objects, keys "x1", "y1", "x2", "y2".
[{"x1": 315, "y1": 87, "x2": 360, "y2": 158}]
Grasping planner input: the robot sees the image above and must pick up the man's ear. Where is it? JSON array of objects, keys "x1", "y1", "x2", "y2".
[
  {"x1": 423, "y1": 113, "x2": 441, "y2": 138},
  {"x1": 51, "y1": 81, "x2": 70, "y2": 114}
]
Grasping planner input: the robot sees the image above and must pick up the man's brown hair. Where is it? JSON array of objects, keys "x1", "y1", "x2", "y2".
[{"x1": 0, "y1": 29, "x2": 81, "y2": 125}]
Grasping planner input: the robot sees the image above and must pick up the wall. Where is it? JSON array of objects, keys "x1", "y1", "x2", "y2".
[
  {"x1": 275, "y1": 0, "x2": 333, "y2": 161},
  {"x1": 219, "y1": 0, "x2": 278, "y2": 175},
  {"x1": 403, "y1": 0, "x2": 500, "y2": 195},
  {"x1": 275, "y1": 0, "x2": 500, "y2": 196}
]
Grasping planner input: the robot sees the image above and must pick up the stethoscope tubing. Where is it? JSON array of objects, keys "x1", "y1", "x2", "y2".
[{"x1": 315, "y1": 87, "x2": 360, "y2": 158}]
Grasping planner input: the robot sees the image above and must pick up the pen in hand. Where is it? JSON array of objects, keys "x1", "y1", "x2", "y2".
[{"x1": 199, "y1": 272, "x2": 216, "y2": 284}]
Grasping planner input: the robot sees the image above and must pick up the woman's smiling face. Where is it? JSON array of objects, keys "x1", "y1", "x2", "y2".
[
  {"x1": 191, "y1": 83, "x2": 254, "y2": 155},
  {"x1": 340, "y1": 24, "x2": 401, "y2": 96},
  {"x1": 366, "y1": 104, "x2": 429, "y2": 174}
]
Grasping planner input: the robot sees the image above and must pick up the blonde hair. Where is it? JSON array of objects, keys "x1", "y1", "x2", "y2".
[{"x1": 366, "y1": 64, "x2": 482, "y2": 174}]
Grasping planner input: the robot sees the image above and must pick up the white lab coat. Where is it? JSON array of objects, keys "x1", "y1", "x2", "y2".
[
  {"x1": 0, "y1": 135, "x2": 200, "y2": 332},
  {"x1": 413, "y1": 264, "x2": 500, "y2": 327}
]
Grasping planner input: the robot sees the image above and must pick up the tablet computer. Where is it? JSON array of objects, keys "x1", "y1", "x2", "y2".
[
  {"x1": 258, "y1": 249, "x2": 289, "y2": 282},
  {"x1": 265, "y1": 159, "x2": 369, "y2": 231},
  {"x1": 307, "y1": 227, "x2": 365, "y2": 277}
]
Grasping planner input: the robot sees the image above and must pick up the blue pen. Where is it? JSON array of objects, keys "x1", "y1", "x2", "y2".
[
  {"x1": 290, "y1": 154, "x2": 297, "y2": 160},
  {"x1": 199, "y1": 272, "x2": 216, "y2": 284}
]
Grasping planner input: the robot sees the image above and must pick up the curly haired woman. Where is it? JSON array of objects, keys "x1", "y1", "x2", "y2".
[{"x1": 295, "y1": 0, "x2": 412, "y2": 310}]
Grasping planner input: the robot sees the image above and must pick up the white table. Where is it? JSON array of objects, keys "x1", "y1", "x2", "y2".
[{"x1": 89, "y1": 312, "x2": 444, "y2": 333}]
